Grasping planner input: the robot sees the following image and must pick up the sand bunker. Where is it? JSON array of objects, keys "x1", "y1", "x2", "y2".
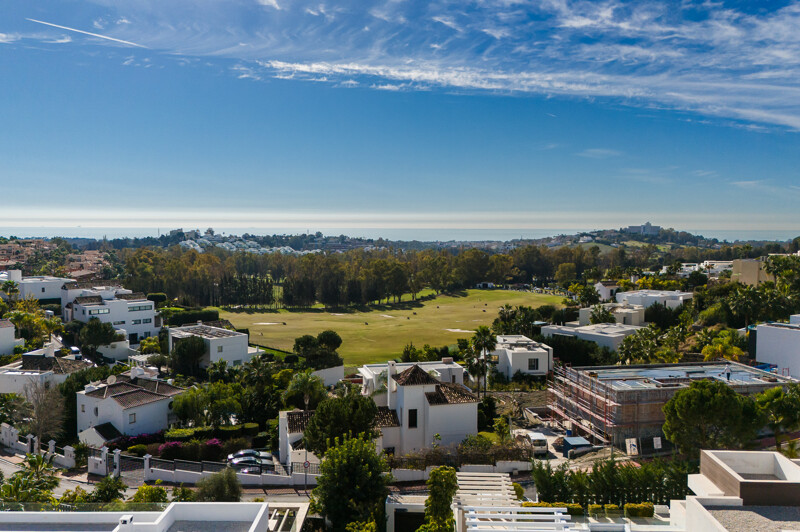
[
  {"x1": 254, "y1": 322, "x2": 281, "y2": 325},
  {"x1": 445, "y1": 328, "x2": 473, "y2": 333},
  {"x1": 380, "y1": 314, "x2": 395, "y2": 318}
]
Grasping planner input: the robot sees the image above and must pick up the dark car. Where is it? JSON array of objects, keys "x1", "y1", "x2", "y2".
[
  {"x1": 229, "y1": 456, "x2": 262, "y2": 468},
  {"x1": 227, "y1": 449, "x2": 260, "y2": 462}
]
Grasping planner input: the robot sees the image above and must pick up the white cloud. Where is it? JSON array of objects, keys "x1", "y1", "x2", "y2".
[
  {"x1": 0, "y1": 33, "x2": 19, "y2": 44},
  {"x1": 577, "y1": 148, "x2": 623, "y2": 159},
  {"x1": 46, "y1": 35, "x2": 72, "y2": 44},
  {"x1": 257, "y1": 0, "x2": 281, "y2": 9}
]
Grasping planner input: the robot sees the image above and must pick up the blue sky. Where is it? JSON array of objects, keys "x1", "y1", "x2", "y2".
[{"x1": 1, "y1": 0, "x2": 799, "y2": 239}]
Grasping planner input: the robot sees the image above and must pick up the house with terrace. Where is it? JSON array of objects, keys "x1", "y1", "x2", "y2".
[
  {"x1": 168, "y1": 323, "x2": 264, "y2": 368},
  {"x1": 64, "y1": 289, "x2": 159, "y2": 345},
  {"x1": 490, "y1": 335, "x2": 553, "y2": 380},
  {"x1": 0, "y1": 343, "x2": 92, "y2": 394},
  {"x1": 279, "y1": 363, "x2": 478, "y2": 465},
  {"x1": 77, "y1": 366, "x2": 184, "y2": 446}
]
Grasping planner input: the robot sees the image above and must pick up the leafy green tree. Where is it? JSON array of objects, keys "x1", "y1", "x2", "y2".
[
  {"x1": 195, "y1": 468, "x2": 242, "y2": 502},
  {"x1": 663, "y1": 380, "x2": 762, "y2": 458},
  {"x1": 282, "y1": 371, "x2": 326, "y2": 411},
  {"x1": 131, "y1": 483, "x2": 169, "y2": 503},
  {"x1": 304, "y1": 390, "x2": 378, "y2": 456},
  {"x1": 418, "y1": 466, "x2": 458, "y2": 532},
  {"x1": 702, "y1": 335, "x2": 745, "y2": 362},
  {"x1": 317, "y1": 330, "x2": 342, "y2": 351},
  {"x1": 555, "y1": 263, "x2": 577, "y2": 287},
  {"x1": 493, "y1": 416, "x2": 511, "y2": 444},
  {"x1": 79, "y1": 317, "x2": 118, "y2": 359},
  {"x1": 477, "y1": 396, "x2": 497, "y2": 432},
  {"x1": 618, "y1": 325, "x2": 679, "y2": 365},
  {"x1": 589, "y1": 305, "x2": 616, "y2": 324},
  {"x1": 170, "y1": 336, "x2": 206, "y2": 378},
  {"x1": 310, "y1": 434, "x2": 389, "y2": 532},
  {"x1": 17, "y1": 454, "x2": 59, "y2": 492},
  {"x1": 139, "y1": 336, "x2": 161, "y2": 354},
  {"x1": 755, "y1": 386, "x2": 800, "y2": 452}
]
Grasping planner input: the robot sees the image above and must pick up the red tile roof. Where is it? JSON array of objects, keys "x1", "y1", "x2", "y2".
[
  {"x1": 393, "y1": 365, "x2": 440, "y2": 386},
  {"x1": 425, "y1": 383, "x2": 478, "y2": 405}
]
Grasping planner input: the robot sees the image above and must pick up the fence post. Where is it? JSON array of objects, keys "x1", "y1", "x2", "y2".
[
  {"x1": 48, "y1": 440, "x2": 56, "y2": 455},
  {"x1": 113, "y1": 449, "x2": 121, "y2": 478},
  {"x1": 143, "y1": 454, "x2": 152, "y2": 481},
  {"x1": 63, "y1": 446, "x2": 76, "y2": 469},
  {"x1": 26, "y1": 434, "x2": 34, "y2": 454}
]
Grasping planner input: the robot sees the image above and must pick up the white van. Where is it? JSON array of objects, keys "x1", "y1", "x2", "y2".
[{"x1": 528, "y1": 432, "x2": 549, "y2": 457}]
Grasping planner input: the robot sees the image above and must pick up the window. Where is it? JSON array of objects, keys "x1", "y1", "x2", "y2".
[
  {"x1": 528, "y1": 358, "x2": 539, "y2": 371},
  {"x1": 142, "y1": 318, "x2": 152, "y2": 324},
  {"x1": 128, "y1": 305, "x2": 153, "y2": 312},
  {"x1": 132, "y1": 319, "x2": 142, "y2": 325},
  {"x1": 217, "y1": 346, "x2": 223, "y2": 352},
  {"x1": 81, "y1": 405, "x2": 85, "y2": 413},
  {"x1": 94, "y1": 407, "x2": 98, "y2": 416},
  {"x1": 89, "y1": 308, "x2": 109, "y2": 315},
  {"x1": 408, "y1": 409, "x2": 418, "y2": 429},
  {"x1": 113, "y1": 321, "x2": 125, "y2": 325},
  {"x1": 129, "y1": 413, "x2": 136, "y2": 424},
  {"x1": 41, "y1": 287, "x2": 45, "y2": 293}
]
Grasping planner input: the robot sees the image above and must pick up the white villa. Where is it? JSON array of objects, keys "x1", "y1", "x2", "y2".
[
  {"x1": 491, "y1": 335, "x2": 553, "y2": 380},
  {"x1": 0, "y1": 343, "x2": 92, "y2": 394},
  {"x1": 77, "y1": 367, "x2": 184, "y2": 446},
  {"x1": 168, "y1": 323, "x2": 264, "y2": 368},
  {"x1": 0, "y1": 269, "x2": 74, "y2": 303},
  {"x1": 594, "y1": 280, "x2": 620, "y2": 302},
  {"x1": 541, "y1": 322, "x2": 644, "y2": 351},
  {"x1": 578, "y1": 302, "x2": 646, "y2": 327},
  {"x1": 280, "y1": 362, "x2": 478, "y2": 465},
  {"x1": 64, "y1": 289, "x2": 159, "y2": 344},
  {"x1": 756, "y1": 315, "x2": 800, "y2": 379},
  {"x1": 615, "y1": 289, "x2": 693, "y2": 309},
  {"x1": 0, "y1": 319, "x2": 24, "y2": 356}
]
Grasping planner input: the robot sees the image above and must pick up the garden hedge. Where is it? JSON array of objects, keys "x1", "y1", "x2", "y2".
[{"x1": 624, "y1": 502, "x2": 654, "y2": 518}]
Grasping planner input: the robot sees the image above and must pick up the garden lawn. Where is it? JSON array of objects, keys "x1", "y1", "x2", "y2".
[{"x1": 220, "y1": 289, "x2": 562, "y2": 366}]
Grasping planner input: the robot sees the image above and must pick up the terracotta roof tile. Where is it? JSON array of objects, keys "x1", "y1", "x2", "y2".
[
  {"x1": 393, "y1": 365, "x2": 440, "y2": 386},
  {"x1": 286, "y1": 411, "x2": 314, "y2": 433},
  {"x1": 376, "y1": 406, "x2": 400, "y2": 427},
  {"x1": 425, "y1": 383, "x2": 478, "y2": 405},
  {"x1": 111, "y1": 389, "x2": 172, "y2": 409}
]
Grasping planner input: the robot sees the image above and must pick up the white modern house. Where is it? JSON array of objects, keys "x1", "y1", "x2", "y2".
[
  {"x1": 0, "y1": 270, "x2": 75, "y2": 303},
  {"x1": 594, "y1": 280, "x2": 620, "y2": 302},
  {"x1": 0, "y1": 502, "x2": 308, "y2": 532},
  {"x1": 0, "y1": 343, "x2": 91, "y2": 394},
  {"x1": 541, "y1": 322, "x2": 644, "y2": 351},
  {"x1": 77, "y1": 367, "x2": 184, "y2": 446},
  {"x1": 358, "y1": 358, "x2": 466, "y2": 398},
  {"x1": 0, "y1": 319, "x2": 24, "y2": 356},
  {"x1": 491, "y1": 335, "x2": 553, "y2": 379},
  {"x1": 280, "y1": 362, "x2": 478, "y2": 465},
  {"x1": 615, "y1": 289, "x2": 693, "y2": 309},
  {"x1": 64, "y1": 291, "x2": 159, "y2": 344},
  {"x1": 168, "y1": 323, "x2": 264, "y2": 368},
  {"x1": 577, "y1": 302, "x2": 646, "y2": 327},
  {"x1": 756, "y1": 315, "x2": 800, "y2": 378}
]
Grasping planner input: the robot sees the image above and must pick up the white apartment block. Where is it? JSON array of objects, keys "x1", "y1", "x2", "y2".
[
  {"x1": 578, "y1": 302, "x2": 646, "y2": 327},
  {"x1": 0, "y1": 269, "x2": 74, "y2": 303},
  {"x1": 615, "y1": 289, "x2": 693, "y2": 309},
  {"x1": 756, "y1": 315, "x2": 800, "y2": 379},
  {"x1": 77, "y1": 367, "x2": 183, "y2": 445},
  {"x1": 168, "y1": 323, "x2": 264, "y2": 368},
  {"x1": 0, "y1": 319, "x2": 24, "y2": 356},
  {"x1": 491, "y1": 335, "x2": 553, "y2": 379},
  {"x1": 64, "y1": 291, "x2": 159, "y2": 345},
  {"x1": 541, "y1": 322, "x2": 644, "y2": 351}
]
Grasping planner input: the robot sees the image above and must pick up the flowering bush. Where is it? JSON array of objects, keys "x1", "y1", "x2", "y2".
[{"x1": 158, "y1": 441, "x2": 183, "y2": 460}]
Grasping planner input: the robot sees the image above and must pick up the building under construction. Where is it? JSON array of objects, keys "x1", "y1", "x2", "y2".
[{"x1": 550, "y1": 361, "x2": 795, "y2": 451}]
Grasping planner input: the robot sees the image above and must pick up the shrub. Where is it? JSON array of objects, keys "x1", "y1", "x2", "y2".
[
  {"x1": 521, "y1": 502, "x2": 583, "y2": 517},
  {"x1": 624, "y1": 502, "x2": 654, "y2": 518},
  {"x1": 588, "y1": 504, "x2": 603, "y2": 517},
  {"x1": 127, "y1": 432, "x2": 165, "y2": 446},
  {"x1": 222, "y1": 437, "x2": 250, "y2": 457},
  {"x1": 146, "y1": 443, "x2": 161, "y2": 457},
  {"x1": 195, "y1": 468, "x2": 242, "y2": 502},
  {"x1": 605, "y1": 504, "x2": 622, "y2": 518},
  {"x1": 512, "y1": 482, "x2": 524, "y2": 500},
  {"x1": 126, "y1": 444, "x2": 148, "y2": 457},
  {"x1": 180, "y1": 440, "x2": 203, "y2": 461},
  {"x1": 203, "y1": 439, "x2": 224, "y2": 461},
  {"x1": 158, "y1": 441, "x2": 183, "y2": 460},
  {"x1": 284, "y1": 354, "x2": 299, "y2": 364},
  {"x1": 165, "y1": 428, "x2": 196, "y2": 442},
  {"x1": 251, "y1": 432, "x2": 269, "y2": 449},
  {"x1": 242, "y1": 422, "x2": 260, "y2": 437},
  {"x1": 168, "y1": 309, "x2": 220, "y2": 326},
  {"x1": 192, "y1": 426, "x2": 214, "y2": 441},
  {"x1": 217, "y1": 425, "x2": 243, "y2": 440}
]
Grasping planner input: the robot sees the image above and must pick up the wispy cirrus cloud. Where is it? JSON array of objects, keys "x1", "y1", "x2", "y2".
[
  {"x1": 578, "y1": 148, "x2": 623, "y2": 159},
  {"x1": 11, "y1": 0, "x2": 800, "y2": 129}
]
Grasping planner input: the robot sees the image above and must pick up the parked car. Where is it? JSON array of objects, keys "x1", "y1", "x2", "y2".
[
  {"x1": 228, "y1": 449, "x2": 261, "y2": 462},
  {"x1": 232, "y1": 465, "x2": 262, "y2": 475},
  {"x1": 229, "y1": 456, "x2": 262, "y2": 468}
]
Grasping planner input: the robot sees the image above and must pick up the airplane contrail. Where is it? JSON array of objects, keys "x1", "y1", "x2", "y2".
[{"x1": 26, "y1": 18, "x2": 148, "y2": 48}]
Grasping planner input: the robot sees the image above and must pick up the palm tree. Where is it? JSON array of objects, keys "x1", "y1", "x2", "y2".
[
  {"x1": 471, "y1": 326, "x2": 497, "y2": 399},
  {"x1": 701, "y1": 337, "x2": 744, "y2": 362},
  {"x1": 41, "y1": 317, "x2": 62, "y2": 344},
  {"x1": 1, "y1": 280, "x2": 19, "y2": 302},
  {"x1": 283, "y1": 371, "x2": 325, "y2": 411},
  {"x1": 756, "y1": 386, "x2": 800, "y2": 452}
]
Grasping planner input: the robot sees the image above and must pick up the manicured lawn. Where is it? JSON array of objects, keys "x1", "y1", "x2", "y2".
[{"x1": 220, "y1": 289, "x2": 563, "y2": 366}]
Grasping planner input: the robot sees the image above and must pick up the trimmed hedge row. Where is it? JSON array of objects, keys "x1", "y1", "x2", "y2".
[
  {"x1": 165, "y1": 424, "x2": 259, "y2": 442},
  {"x1": 588, "y1": 503, "x2": 654, "y2": 518},
  {"x1": 168, "y1": 309, "x2": 220, "y2": 326},
  {"x1": 522, "y1": 502, "x2": 584, "y2": 517}
]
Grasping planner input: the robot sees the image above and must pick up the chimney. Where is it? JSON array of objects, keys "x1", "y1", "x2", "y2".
[
  {"x1": 8, "y1": 270, "x2": 22, "y2": 283},
  {"x1": 45, "y1": 343, "x2": 55, "y2": 358},
  {"x1": 387, "y1": 361, "x2": 396, "y2": 409},
  {"x1": 442, "y1": 357, "x2": 454, "y2": 364}
]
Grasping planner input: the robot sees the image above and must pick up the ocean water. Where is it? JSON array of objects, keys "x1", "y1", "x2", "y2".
[{"x1": 0, "y1": 226, "x2": 797, "y2": 242}]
